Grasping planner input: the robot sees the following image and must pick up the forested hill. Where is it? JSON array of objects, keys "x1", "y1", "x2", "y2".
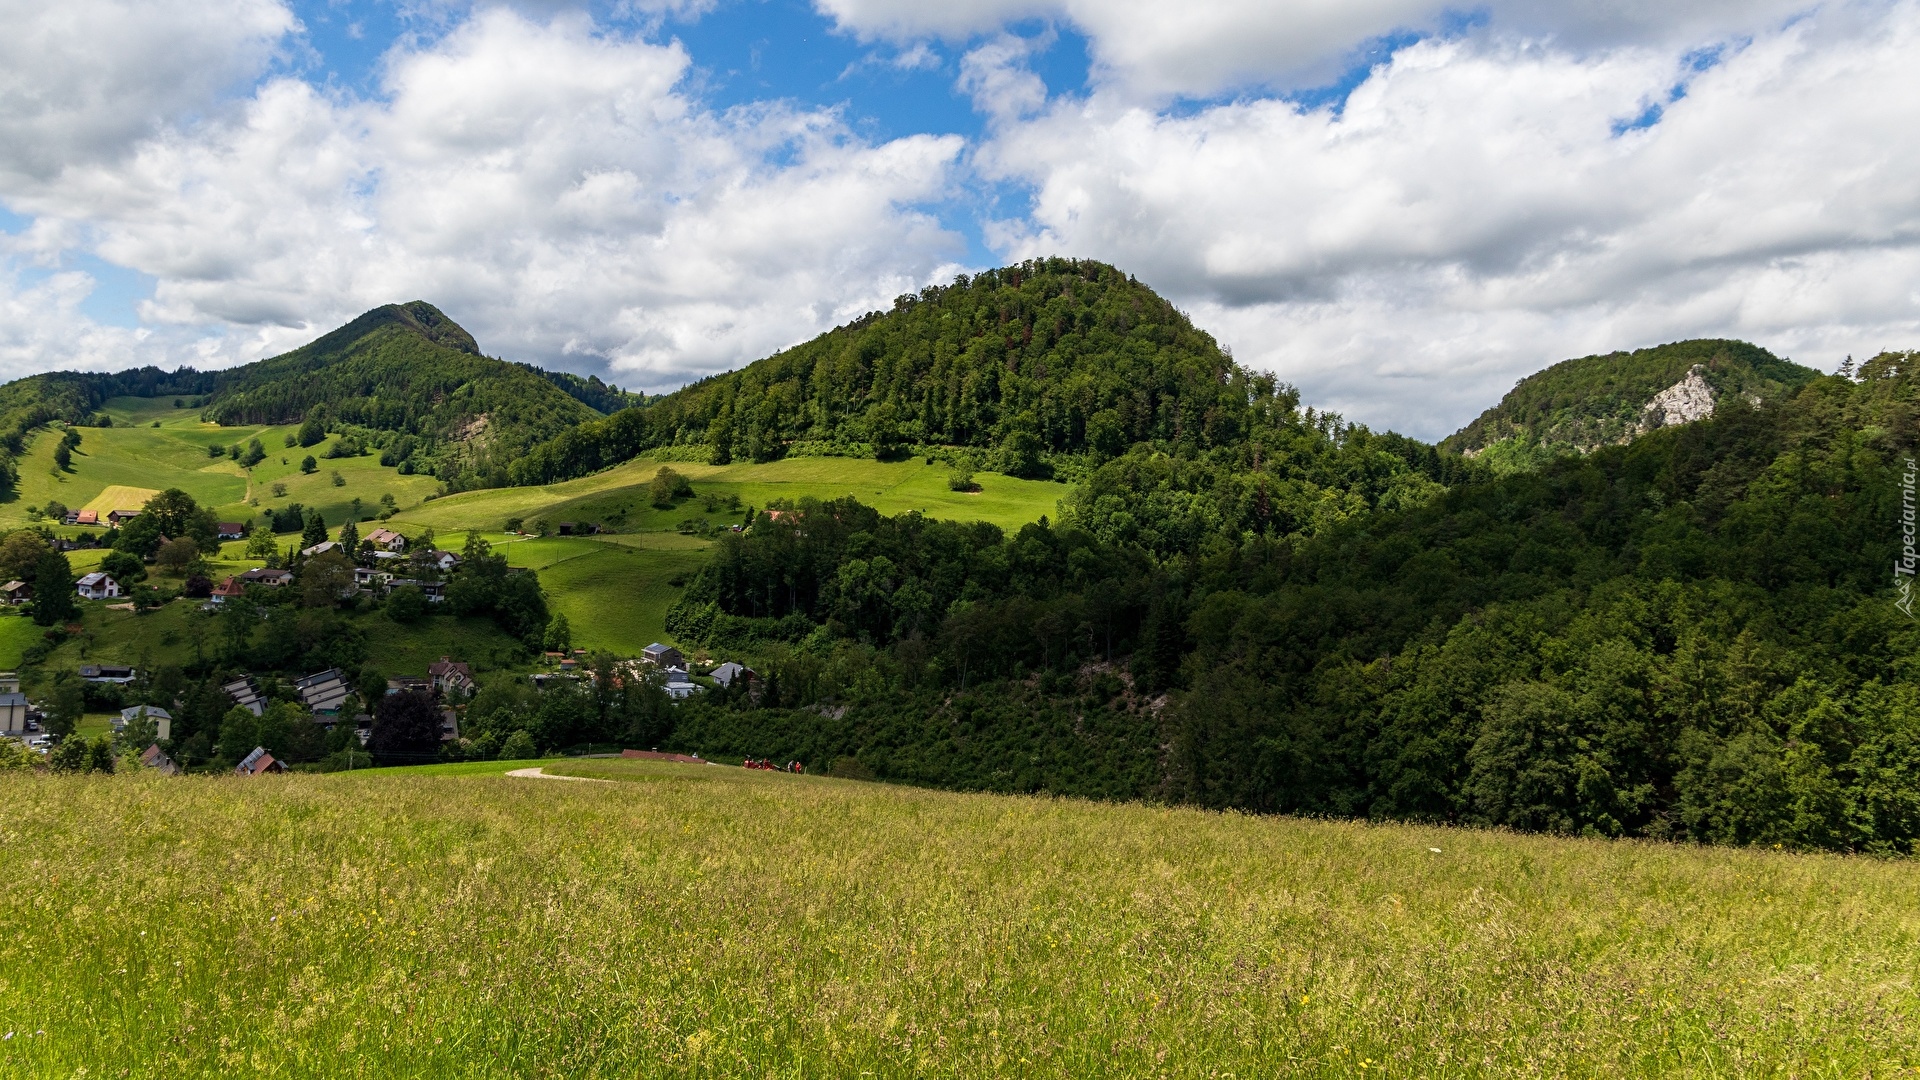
[
  {"x1": 198, "y1": 302, "x2": 600, "y2": 487},
  {"x1": 1443, "y1": 339, "x2": 1820, "y2": 470},
  {"x1": 508, "y1": 259, "x2": 1266, "y2": 484},
  {"x1": 666, "y1": 350, "x2": 1920, "y2": 853}
]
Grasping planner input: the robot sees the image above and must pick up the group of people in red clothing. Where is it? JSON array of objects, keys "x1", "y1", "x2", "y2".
[{"x1": 742, "y1": 758, "x2": 803, "y2": 773}]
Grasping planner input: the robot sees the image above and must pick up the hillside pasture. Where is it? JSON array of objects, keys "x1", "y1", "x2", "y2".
[
  {"x1": 395, "y1": 455, "x2": 1066, "y2": 535},
  {"x1": 4, "y1": 762, "x2": 1918, "y2": 1077},
  {"x1": 0, "y1": 397, "x2": 442, "y2": 532},
  {"x1": 500, "y1": 534, "x2": 710, "y2": 655}
]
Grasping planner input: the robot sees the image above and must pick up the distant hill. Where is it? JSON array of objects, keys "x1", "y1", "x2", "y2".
[
  {"x1": 508, "y1": 258, "x2": 1258, "y2": 484},
  {"x1": 198, "y1": 302, "x2": 600, "y2": 487},
  {"x1": 1442, "y1": 339, "x2": 1820, "y2": 470}
]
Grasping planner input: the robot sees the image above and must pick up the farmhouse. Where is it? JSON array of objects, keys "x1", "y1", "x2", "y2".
[
  {"x1": 216, "y1": 522, "x2": 248, "y2": 540},
  {"x1": 107, "y1": 509, "x2": 140, "y2": 525},
  {"x1": 0, "y1": 580, "x2": 30, "y2": 605},
  {"x1": 75, "y1": 572, "x2": 121, "y2": 599},
  {"x1": 240, "y1": 567, "x2": 293, "y2": 587},
  {"x1": 365, "y1": 527, "x2": 407, "y2": 552},
  {"x1": 210, "y1": 577, "x2": 245, "y2": 604},
  {"x1": 117, "y1": 705, "x2": 172, "y2": 741},
  {"x1": 235, "y1": 746, "x2": 286, "y2": 776},
  {"x1": 300, "y1": 540, "x2": 344, "y2": 558},
  {"x1": 80, "y1": 664, "x2": 136, "y2": 684},
  {"x1": 64, "y1": 510, "x2": 99, "y2": 526}
]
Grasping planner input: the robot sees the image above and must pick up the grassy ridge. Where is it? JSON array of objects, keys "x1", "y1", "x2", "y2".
[{"x1": 3, "y1": 763, "x2": 1916, "y2": 1076}]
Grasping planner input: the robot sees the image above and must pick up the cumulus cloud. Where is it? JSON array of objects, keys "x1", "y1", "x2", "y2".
[
  {"x1": 971, "y1": 3, "x2": 1920, "y2": 435},
  {"x1": 818, "y1": 0, "x2": 1814, "y2": 98},
  {"x1": 0, "y1": 0, "x2": 294, "y2": 184},
  {"x1": 1, "y1": 6, "x2": 966, "y2": 386}
]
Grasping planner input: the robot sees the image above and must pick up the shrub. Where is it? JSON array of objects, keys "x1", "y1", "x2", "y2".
[{"x1": 497, "y1": 730, "x2": 538, "y2": 761}]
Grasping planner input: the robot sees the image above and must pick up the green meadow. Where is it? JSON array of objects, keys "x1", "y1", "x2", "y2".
[
  {"x1": 0, "y1": 401, "x2": 1069, "y2": 658},
  {"x1": 4, "y1": 760, "x2": 1917, "y2": 1077},
  {"x1": 392, "y1": 455, "x2": 1068, "y2": 535}
]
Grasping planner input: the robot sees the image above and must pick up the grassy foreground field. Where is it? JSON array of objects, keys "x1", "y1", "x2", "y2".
[{"x1": 4, "y1": 762, "x2": 1918, "y2": 1077}]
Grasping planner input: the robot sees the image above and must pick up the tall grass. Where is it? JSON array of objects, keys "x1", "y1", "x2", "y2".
[{"x1": 4, "y1": 761, "x2": 1918, "y2": 1076}]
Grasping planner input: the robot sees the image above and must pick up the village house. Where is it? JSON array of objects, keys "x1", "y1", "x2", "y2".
[
  {"x1": 239, "y1": 567, "x2": 293, "y2": 587},
  {"x1": 418, "y1": 549, "x2": 461, "y2": 572},
  {"x1": 0, "y1": 580, "x2": 30, "y2": 606},
  {"x1": 295, "y1": 668, "x2": 354, "y2": 716},
  {"x1": 75, "y1": 572, "x2": 121, "y2": 600},
  {"x1": 235, "y1": 746, "x2": 287, "y2": 775},
  {"x1": 80, "y1": 664, "x2": 136, "y2": 684},
  {"x1": 63, "y1": 509, "x2": 99, "y2": 526},
  {"x1": 428, "y1": 656, "x2": 476, "y2": 697},
  {"x1": 210, "y1": 577, "x2": 245, "y2": 604},
  {"x1": 710, "y1": 662, "x2": 755, "y2": 689},
  {"x1": 352, "y1": 566, "x2": 391, "y2": 589},
  {"x1": 300, "y1": 540, "x2": 344, "y2": 559},
  {"x1": 641, "y1": 642, "x2": 685, "y2": 670},
  {"x1": 140, "y1": 744, "x2": 180, "y2": 775},
  {"x1": 365, "y1": 527, "x2": 407, "y2": 553},
  {"x1": 107, "y1": 509, "x2": 140, "y2": 525},
  {"x1": 224, "y1": 675, "x2": 267, "y2": 716},
  {"x1": 662, "y1": 666, "x2": 702, "y2": 700},
  {"x1": 216, "y1": 522, "x2": 248, "y2": 540},
  {"x1": 383, "y1": 578, "x2": 445, "y2": 602},
  {"x1": 116, "y1": 705, "x2": 172, "y2": 741}
]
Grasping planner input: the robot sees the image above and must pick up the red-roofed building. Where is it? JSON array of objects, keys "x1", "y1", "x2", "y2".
[
  {"x1": 211, "y1": 577, "x2": 245, "y2": 604},
  {"x1": 235, "y1": 746, "x2": 286, "y2": 776}
]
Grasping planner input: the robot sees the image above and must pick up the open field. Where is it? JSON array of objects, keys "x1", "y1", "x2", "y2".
[
  {"x1": 0, "y1": 615, "x2": 42, "y2": 668},
  {"x1": 1, "y1": 397, "x2": 444, "y2": 533},
  {"x1": 499, "y1": 534, "x2": 711, "y2": 654},
  {"x1": 4, "y1": 760, "x2": 1918, "y2": 1077},
  {"x1": 394, "y1": 455, "x2": 1068, "y2": 535}
]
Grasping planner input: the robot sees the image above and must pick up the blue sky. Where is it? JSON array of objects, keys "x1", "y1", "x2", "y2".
[{"x1": 0, "y1": 0, "x2": 1914, "y2": 437}]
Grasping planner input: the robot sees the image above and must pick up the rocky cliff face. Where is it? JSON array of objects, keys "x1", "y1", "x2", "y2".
[{"x1": 1638, "y1": 364, "x2": 1717, "y2": 433}]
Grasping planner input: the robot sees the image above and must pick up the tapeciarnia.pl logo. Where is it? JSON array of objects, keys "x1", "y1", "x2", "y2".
[{"x1": 1899, "y1": 457, "x2": 1917, "y2": 618}]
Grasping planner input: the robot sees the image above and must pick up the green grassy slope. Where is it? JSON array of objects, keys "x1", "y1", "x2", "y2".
[
  {"x1": 6, "y1": 762, "x2": 1916, "y2": 1075},
  {"x1": 396, "y1": 455, "x2": 1066, "y2": 534},
  {"x1": 0, "y1": 398, "x2": 442, "y2": 532}
]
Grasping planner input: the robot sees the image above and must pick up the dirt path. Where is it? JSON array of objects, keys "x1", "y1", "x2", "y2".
[{"x1": 504, "y1": 766, "x2": 614, "y2": 783}]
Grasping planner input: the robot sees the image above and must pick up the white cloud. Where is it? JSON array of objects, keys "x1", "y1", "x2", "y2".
[
  {"x1": 0, "y1": 0, "x2": 294, "y2": 185},
  {"x1": 1, "y1": 6, "x2": 966, "y2": 388},
  {"x1": 818, "y1": 0, "x2": 1815, "y2": 98},
  {"x1": 971, "y1": 4, "x2": 1920, "y2": 436}
]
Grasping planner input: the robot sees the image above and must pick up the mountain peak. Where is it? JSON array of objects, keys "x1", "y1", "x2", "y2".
[{"x1": 312, "y1": 301, "x2": 481, "y2": 357}]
